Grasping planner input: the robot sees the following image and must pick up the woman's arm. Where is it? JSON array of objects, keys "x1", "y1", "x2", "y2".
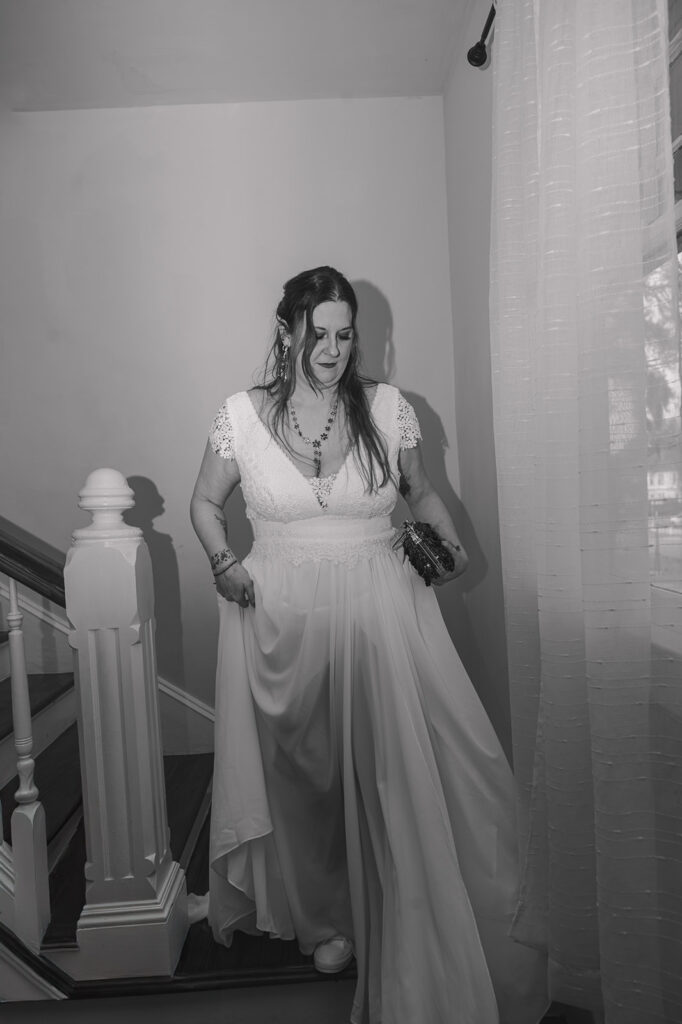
[
  {"x1": 398, "y1": 444, "x2": 469, "y2": 584},
  {"x1": 190, "y1": 441, "x2": 255, "y2": 608}
]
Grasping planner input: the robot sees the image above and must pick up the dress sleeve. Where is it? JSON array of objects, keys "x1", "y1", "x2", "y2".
[
  {"x1": 209, "y1": 399, "x2": 235, "y2": 460},
  {"x1": 397, "y1": 393, "x2": 422, "y2": 450}
]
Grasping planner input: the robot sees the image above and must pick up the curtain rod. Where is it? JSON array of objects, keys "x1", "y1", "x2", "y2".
[{"x1": 467, "y1": 3, "x2": 496, "y2": 68}]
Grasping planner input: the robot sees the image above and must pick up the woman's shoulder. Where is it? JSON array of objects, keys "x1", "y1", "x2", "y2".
[
  {"x1": 367, "y1": 383, "x2": 421, "y2": 447},
  {"x1": 368, "y1": 381, "x2": 403, "y2": 412},
  {"x1": 210, "y1": 390, "x2": 254, "y2": 422},
  {"x1": 208, "y1": 390, "x2": 253, "y2": 457},
  {"x1": 370, "y1": 381, "x2": 410, "y2": 398},
  {"x1": 245, "y1": 386, "x2": 271, "y2": 419},
  {"x1": 374, "y1": 382, "x2": 418, "y2": 410}
]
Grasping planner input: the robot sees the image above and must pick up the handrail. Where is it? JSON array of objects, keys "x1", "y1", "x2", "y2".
[{"x1": 0, "y1": 517, "x2": 65, "y2": 608}]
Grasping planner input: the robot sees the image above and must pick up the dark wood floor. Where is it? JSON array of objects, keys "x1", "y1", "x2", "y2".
[
  {"x1": 0, "y1": 986, "x2": 594, "y2": 1024},
  {"x1": 0, "y1": 978, "x2": 357, "y2": 1023}
]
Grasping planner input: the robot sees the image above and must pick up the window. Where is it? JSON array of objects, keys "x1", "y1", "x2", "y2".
[
  {"x1": 646, "y1": 1, "x2": 682, "y2": 657},
  {"x1": 671, "y1": 0, "x2": 682, "y2": 223},
  {"x1": 646, "y1": 0, "x2": 682, "y2": 598}
]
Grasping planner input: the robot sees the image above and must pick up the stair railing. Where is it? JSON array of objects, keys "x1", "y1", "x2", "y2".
[
  {"x1": 0, "y1": 517, "x2": 67, "y2": 950},
  {"x1": 0, "y1": 581, "x2": 51, "y2": 952}
]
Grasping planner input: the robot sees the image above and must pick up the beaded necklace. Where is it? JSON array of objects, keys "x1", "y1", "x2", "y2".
[{"x1": 288, "y1": 394, "x2": 340, "y2": 478}]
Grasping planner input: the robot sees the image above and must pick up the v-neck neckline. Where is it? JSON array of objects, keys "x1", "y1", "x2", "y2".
[{"x1": 244, "y1": 385, "x2": 382, "y2": 497}]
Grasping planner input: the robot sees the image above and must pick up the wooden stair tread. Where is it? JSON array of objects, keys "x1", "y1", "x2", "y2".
[
  {"x1": 0, "y1": 672, "x2": 74, "y2": 743},
  {"x1": 42, "y1": 750, "x2": 214, "y2": 950},
  {"x1": 176, "y1": 921, "x2": 318, "y2": 978},
  {"x1": 1, "y1": 721, "x2": 81, "y2": 846}
]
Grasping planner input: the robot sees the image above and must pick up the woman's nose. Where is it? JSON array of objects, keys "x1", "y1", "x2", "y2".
[{"x1": 326, "y1": 336, "x2": 340, "y2": 356}]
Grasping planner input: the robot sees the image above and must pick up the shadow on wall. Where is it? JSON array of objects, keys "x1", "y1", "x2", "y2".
[
  {"x1": 124, "y1": 476, "x2": 185, "y2": 688},
  {"x1": 353, "y1": 278, "x2": 397, "y2": 383},
  {"x1": 353, "y1": 279, "x2": 508, "y2": 746}
]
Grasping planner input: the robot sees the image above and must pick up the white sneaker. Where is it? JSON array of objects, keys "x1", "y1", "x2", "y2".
[
  {"x1": 313, "y1": 935, "x2": 354, "y2": 974},
  {"x1": 187, "y1": 892, "x2": 209, "y2": 925}
]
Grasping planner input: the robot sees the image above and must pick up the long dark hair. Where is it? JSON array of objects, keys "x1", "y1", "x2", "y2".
[{"x1": 254, "y1": 266, "x2": 392, "y2": 491}]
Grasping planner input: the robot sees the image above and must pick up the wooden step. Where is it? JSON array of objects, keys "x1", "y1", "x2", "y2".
[{"x1": 42, "y1": 750, "x2": 214, "y2": 950}]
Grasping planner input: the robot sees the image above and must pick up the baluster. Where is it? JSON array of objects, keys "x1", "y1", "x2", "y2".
[
  {"x1": 7, "y1": 578, "x2": 50, "y2": 951},
  {"x1": 0, "y1": 604, "x2": 15, "y2": 933},
  {"x1": 8, "y1": 580, "x2": 38, "y2": 804}
]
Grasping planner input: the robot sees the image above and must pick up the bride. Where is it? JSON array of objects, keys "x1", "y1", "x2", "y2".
[{"x1": 189, "y1": 266, "x2": 548, "y2": 1024}]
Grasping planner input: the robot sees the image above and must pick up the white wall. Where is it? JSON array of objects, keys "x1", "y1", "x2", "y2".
[
  {"x1": 0, "y1": 96, "x2": 459, "y2": 710},
  {"x1": 442, "y1": 5, "x2": 513, "y2": 759}
]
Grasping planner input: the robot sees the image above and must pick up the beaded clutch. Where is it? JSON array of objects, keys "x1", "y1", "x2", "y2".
[{"x1": 392, "y1": 521, "x2": 455, "y2": 586}]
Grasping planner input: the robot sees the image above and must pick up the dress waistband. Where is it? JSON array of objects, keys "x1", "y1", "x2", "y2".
[{"x1": 249, "y1": 516, "x2": 396, "y2": 568}]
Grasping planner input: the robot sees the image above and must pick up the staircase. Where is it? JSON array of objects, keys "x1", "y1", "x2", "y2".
[
  {"x1": 0, "y1": 680, "x2": 333, "y2": 1000},
  {"x1": 0, "y1": 498, "x2": 335, "y2": 1003},
  {"x1": 0, "y1": 686, "x2": 331, "y2": 998}
]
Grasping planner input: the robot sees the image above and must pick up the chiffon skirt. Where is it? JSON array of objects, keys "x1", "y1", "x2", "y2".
[{"x1": 208, "y1": 516, "x2": 548, "y2": 1024}]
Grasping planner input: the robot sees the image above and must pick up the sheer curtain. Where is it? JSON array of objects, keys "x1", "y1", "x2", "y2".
[{"x1": 489, "y1": 2, "x2": 682, "y2": 1022}]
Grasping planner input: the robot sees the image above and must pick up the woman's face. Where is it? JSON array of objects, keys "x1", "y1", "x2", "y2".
[{"x1": 296, "y1": 300, "x2": 354, "y2": 390}]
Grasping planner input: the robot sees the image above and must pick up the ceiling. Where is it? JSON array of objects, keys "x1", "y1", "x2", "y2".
[{"x1": 0, "y1": 0, "x2": 475, "y2": 112}]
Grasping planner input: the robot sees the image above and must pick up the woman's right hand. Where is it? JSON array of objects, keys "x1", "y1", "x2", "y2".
[{"x1": 215, "y1": 562, "x2": 255, "y2": 608}]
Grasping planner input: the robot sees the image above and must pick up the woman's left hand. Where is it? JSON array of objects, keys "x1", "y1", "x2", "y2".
[{"x1": 432, "y1": 539, "x2": 469, "y2": 585}]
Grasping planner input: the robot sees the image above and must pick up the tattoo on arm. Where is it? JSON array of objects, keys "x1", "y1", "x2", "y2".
[{"x1": 213, "y1": 512, "x2": 228, "y2": 539}]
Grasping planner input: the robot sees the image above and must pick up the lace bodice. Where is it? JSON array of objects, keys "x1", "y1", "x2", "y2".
[{"x1": 209, "y1": 384, "x2": 421, "y2": 524}]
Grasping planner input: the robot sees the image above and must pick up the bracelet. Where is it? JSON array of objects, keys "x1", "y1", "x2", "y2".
[
  {"x1": 212, "y1": 557, "x2": 238, "y2": 580},
  {"x1": 211, "y1": 547, "x2": 237, "y2": 575}
]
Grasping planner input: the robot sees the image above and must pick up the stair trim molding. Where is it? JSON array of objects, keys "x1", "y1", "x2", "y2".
[
  {"x1": 158, "y1": 676, "x2": 215, "y2": 724},
  {"x1": 0, "y1": 920, "x2": 72, "y2": 999},
  {"x1": 0, "y1": 940, "x2": 68, "y2": 1001}
]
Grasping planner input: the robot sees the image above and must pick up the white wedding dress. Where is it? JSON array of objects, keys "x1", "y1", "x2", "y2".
[{"x1": 206, "y1": 383, "x2": 548, "y2": 1024}]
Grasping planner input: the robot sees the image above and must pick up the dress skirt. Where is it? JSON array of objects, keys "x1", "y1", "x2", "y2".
[{"x1": 208, "y1": 515, "x2": 548, "y2": 1024}]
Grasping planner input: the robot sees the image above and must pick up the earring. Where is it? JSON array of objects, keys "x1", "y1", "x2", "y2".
[
  {"x1": 275, "y1": 316, "x2": 291, "y2": 383},
  {"x1": 277, "y1": 339, "x2": 290, "y2": 382}
]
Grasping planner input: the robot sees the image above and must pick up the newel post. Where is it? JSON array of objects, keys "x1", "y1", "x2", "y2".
[{"x1": 64, "y1": 469, "x2": 187, "y2": 978}]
